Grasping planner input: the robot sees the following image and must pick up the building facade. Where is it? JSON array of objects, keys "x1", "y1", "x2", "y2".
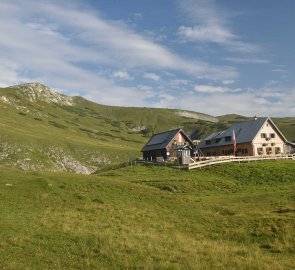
[
  {"x1": 141, "y1": 129, "x2": 194, "y2": 164},
  {"x1": 198, "y1": 117, "x2": 288, "y2": 157}
]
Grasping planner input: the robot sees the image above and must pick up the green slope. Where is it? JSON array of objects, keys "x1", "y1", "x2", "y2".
[
  {"x1": 1, "y1": 83, "x2": 294, "y2": 173},
  {"x1": 272, "y1": 117, "x2": 295, "y2": 142},
  {"x1": 0, "y1": 161, "x2": 294, "y2": 269},
  {"x1": 0, "y1": 83, "x2": 221, "y2": 172},
  {"x1": 217, "y1": 114, "x2": 251, "y2": 124}
]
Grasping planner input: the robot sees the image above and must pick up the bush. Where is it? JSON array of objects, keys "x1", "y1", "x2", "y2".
[{"x1": 49, "y1": 121, "x2": 68, "y2": 129}]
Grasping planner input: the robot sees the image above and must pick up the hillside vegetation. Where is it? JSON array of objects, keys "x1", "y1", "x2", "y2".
[
  {"x1": 1, "y1": 83, "x2": 294, "y2": 173},
  {"x1": 0, "y1": 83, "x2": 233, "y2": 173},
  {"x1": 0, "y1": 161, "x2": 294, "y2": 269}
]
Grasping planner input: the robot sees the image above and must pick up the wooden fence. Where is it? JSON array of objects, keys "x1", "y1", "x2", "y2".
[{"x1": 188, "y1": 154, "x2": 295, "y2": 170}]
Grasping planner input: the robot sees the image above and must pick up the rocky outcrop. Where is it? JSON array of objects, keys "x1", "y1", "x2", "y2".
[
  {"x1": 176, "y1": 110, "x2": 218, "y2": 123},
  {"x1": 13, "y1": 82, "x2": 75, "y2": 106}
]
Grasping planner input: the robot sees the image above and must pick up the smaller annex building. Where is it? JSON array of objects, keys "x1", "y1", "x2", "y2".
[
  {"x1": 141, "y1": 128, "x2": 194, "y2": 164},
  {"x1": 286, "y1": 141, "x2": 295, "y2": 154},
  {"x1": 198, "y1": 117, "x2": 289, "y2": 157}
]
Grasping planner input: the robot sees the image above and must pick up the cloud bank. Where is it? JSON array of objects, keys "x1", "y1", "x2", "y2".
[{"x1": 0, "y1": 0, "x2": 293, "y2": 116}]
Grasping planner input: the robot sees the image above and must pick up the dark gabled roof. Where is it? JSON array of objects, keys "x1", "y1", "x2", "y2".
[
  {"x1": 141, "y1": 128, "x2": 193, "y2": 152},
  {"x1": 190, "y1": 128, "x2": 201, "y2": 141},
  {"x1": 286, "y1": 141, "x2": 295, "y2": 147},
  {"x1": 199, "y1": 117, "x2": 287, "y2": 149}
]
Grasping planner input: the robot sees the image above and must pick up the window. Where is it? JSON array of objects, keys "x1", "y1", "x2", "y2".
[
  {"x1": 275, "y1": 147, "x2": 281, "y2": 154},
  {"x1": 215, "y1": 138, "x2": 221, "y2": 143},
  {"x1": 270, "y1": 133, "x2": 275, "y2": 138},
  {"x1": 205, "y1": 140, "x2": 211, "y2": 145},
  {"x1": 266, "y1": 147, "x2": 272, "y2": 155},
  {"x1": 261, "y1": 133, "x2": 267, "y2": 138},
  {"x1": 237, "y1": 148, "x2": 248, "y2": 155},
  {"x1": 257, "y1": 147, "x2": 263, "y2": 155},
  {"x1": 182, "y1": 150, "x2": 190, "y2": 157},
  {"x1": 225, "y1": 136, "x2": 231, "y2": 142}
]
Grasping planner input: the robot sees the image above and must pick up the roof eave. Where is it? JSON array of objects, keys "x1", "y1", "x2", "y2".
[{"x1": 267, "y1": 117, "x2": 288, "y2": 142}]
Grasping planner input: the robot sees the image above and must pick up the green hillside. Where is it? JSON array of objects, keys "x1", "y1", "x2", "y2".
[
  {"x1": 272, "y1": 118, "x2": 295, "y2": 143},
  {"x1": 1, "y1": 83, "x2": 294, "y2": 173},
  {"x1": 1, "y1": 161, "x2": 294, "y2": 269},
  {"x1": 217, "y1": 114, "x2": 251, "y2": 124},
  {"x1": 0, "y1": 83, "x2": 225, "y2": 173}
]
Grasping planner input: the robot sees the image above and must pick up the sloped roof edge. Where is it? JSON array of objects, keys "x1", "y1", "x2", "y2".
[
  {"x1": 141, "y1": 128, "x2": 193, "y2": 152},
  {"x1": 198, "y1": 117, "x2": 287, "y2": 149}
]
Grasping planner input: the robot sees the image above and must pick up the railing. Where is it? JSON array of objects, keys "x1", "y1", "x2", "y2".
[
  {"x1": 188, "y1": 154, "x2": 295, "y2": 170},
  {"x1": 136, "y1": 160, "x2": 187, "y2": 169}
]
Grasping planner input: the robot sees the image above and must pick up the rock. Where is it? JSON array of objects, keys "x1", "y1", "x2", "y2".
[
  {"x1": 12, "y1": 82, "x2": 75, "y2": 106},
  {"x1": 176, "y1": 110, "x2": 218, "y2": 123}
]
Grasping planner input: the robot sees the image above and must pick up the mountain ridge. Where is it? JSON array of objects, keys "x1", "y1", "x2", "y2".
[
  {"x1": 4, "y1": 82, "x2": 219, "y2": 123},
  {"x1": 1, "y1": 82, "x2": 294, "y2": 173},
  {"x1": 8, "y1": 82, "x2": 75, "y2": 106}
]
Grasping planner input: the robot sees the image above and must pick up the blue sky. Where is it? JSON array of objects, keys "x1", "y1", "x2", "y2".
[{"x1": 0, "y1": 0, "x2": 294, "y2": 116}]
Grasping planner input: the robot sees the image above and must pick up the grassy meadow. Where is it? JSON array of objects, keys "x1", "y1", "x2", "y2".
[{"x1": 1, "y1": 160, "x2": 294, "y2": 269}]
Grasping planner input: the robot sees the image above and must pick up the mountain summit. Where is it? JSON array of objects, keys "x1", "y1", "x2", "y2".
[{"x1": 11, "y1": 82, "x2": 75, "y2": 106}]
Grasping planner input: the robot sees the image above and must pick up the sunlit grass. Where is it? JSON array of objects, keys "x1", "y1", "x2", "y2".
[{"x1": 0, "y1": 161, "x2": 294, "y2": 269}]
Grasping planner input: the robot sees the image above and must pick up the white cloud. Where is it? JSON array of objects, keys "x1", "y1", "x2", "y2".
[
  {"x1": 194, "y1": 85, "x2": 225, "y2": 93},
  {"x1": 177, "y1": 0, "x2": 260, "y2": 52},
  {"x1": 144, "y1": 72, "x2": 161, "y2": 81},
  {"x1": 222, "y1": 80, "x2": 235, "y2": 85},
  {"x1": 272, "y1": 68, "x2": 288, "y2": 73},
  {"x1": 151, "y1": 93, "x2": 177, "y2": 108},
  {"x1": 137, "y1": 85, "x2": 152, "y2": 91},
  {"x1": 38, "y1": 0, "x2": 236, "y2": 80},
  {"x1": 130, "y1": 13, "x2": 143, "y2": 20},
  {"x1": 0, "y1": 0, "x2": 238, "y2": 105},
  {"x1": 194, "y1": 84, "x2": 242, "y2": 94},
  {"x1": 165, "y1": 85, "x2": 295, "y2": 117},
  {"x1": 113, "y1": 70, "x2": 133, "y2": 80},
  {"x1": 0, "y1": 60, "x2": 22, "y2": 87},
  {"x1": 170, "y1": 79, "x2": 191, "y2": 86},
  {"x1": 225, "y1": 57, "x2": 270, "y2": 64},
  {"x1": 0, "y1": 0, "x2": 292, "y2": 117},
  {"x1": 179, "y1": 25, "x2": 235, "y2": 44}
]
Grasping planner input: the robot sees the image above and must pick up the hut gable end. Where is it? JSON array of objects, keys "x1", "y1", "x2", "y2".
[
  {"x1": 252, "y1": 118, "x2": 287, "y2": 144},
  {"x1": 141, "y1": 129, "x2": 194, "y2": 161}
]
